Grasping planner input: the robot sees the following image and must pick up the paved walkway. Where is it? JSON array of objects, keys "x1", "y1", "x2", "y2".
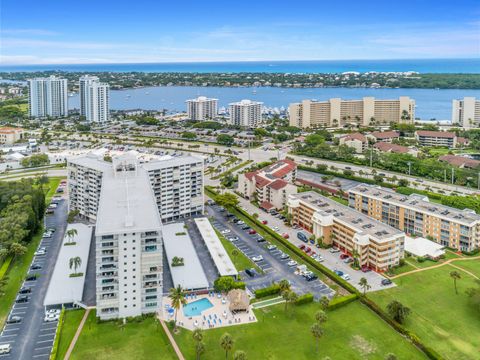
[
  {"x1": 159, "y1": 318, "x2": 185, "y2": 360},
  {"x1": 64, "y1": 308, "x2": 92, "y2": 360},
  {"x1": 390, "y1": 256, "x2": 480, "y2": 279}
]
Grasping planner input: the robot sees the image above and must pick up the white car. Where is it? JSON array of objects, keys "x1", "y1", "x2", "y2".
[
  {"x1": 341, "y1": 274, "x2": 351, "y2": 281},
  {"x1": 272, "y1": 226, "x2": 280, "y2": 232},
  {"x1": 287, "y1": 260, "x2": 298, "y2": 267},
  {"x1": 236, "y1": 221, "x2": 245, "y2": 226},
  {"x1": 43, "y1": 232, "x2": 52, "y2": 238},
  {"x1": 315, "y1": 256, "x2": 324, "y2": 263},
  {"x1": 221, "y1": 229, "x2": 231, "y2": 235},
  {"x1": 34, "y1": 249, "x2": 46, "y2": 256},
  {"x1": 329, "y1": 247, "x2": 340, "y2": 253},
  {"x1": 251, "y1": 255, "x2": 264, "y2": 262},
  {"x1": 46, "y1": 309, "x2": 61, "y2": 315},
  {"x1": 44, "y1": 313, "x2": 59, "y2": 322},
  {"x1": 280, "y1": 253, "x2": 289, "y2": 260},
  {"x1": 267, "y1": 244, "x2": 277, "y2": 251},
  {"x1": 227, "y1": 236, "x2": 239, "y2": 242}
]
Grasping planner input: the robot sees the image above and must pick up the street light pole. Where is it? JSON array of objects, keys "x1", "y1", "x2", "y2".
[
  {"x1": 451, "y1": 168, "x2": 454, "y2": 184},
  {"x1": 407, "y1": 162, "x2": 411, "y2": 176}
]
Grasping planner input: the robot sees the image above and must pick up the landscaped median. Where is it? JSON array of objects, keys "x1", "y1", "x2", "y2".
[{"x1": 210, "y1": 160, "x2": 253, "y2": 180}]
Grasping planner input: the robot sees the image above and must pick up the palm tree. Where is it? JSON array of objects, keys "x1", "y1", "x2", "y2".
[
  {"x1": 319, "y1": 296, "x2": 330, "y2": 311},
  {"x1": 169, "y1": 285, "x2": 187, "y2": 331},
  {"x1": 358, "y1": 277, "x2": 371, "y2": 295},
  {"x1": 66, "y1": 228, "x2": 78, "y2": 244},
  {"x1": 311, "y1": 323, "x2": 324, "y2": 354},
  {"x1": 192, "y1": 329, "x2": 204, "y2": 360},
  {"x1": 278, "y1": 279, "x2": 291, "y2": 294},
  {"x1": 352, "y1": 249, "x2": 360, "y2": 267},
  {"x1": 220, "y1": 333, "x2": 234, "y2": 360},
  {"x1": 315, "y1": 310, "x2": 327, "y2": 324},
  {"x1": 231, "y1": 249, "x2": 239, "y2": 263},
  {"x1": 69, "y1": 256, "x2": 82, "y2": 275},
  {"x1": 450, "y1": 271, "x2": 461, "y2": 295},
  {"x1": 234, "y1": 350, "x2": 247, "y2": 360}
]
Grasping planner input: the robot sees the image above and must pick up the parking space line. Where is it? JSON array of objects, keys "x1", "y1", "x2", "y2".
[
  {"x1": 39, "y1": 327, "x2": 57, "y2": 332},
  {"x1": 36, "y1": 339, "x2": 54, "y2": 344},
  {"x1": 38, "y1": 333, "x2": 55, "y2": 338},
  {"x1": 34, "y1": 346, "x2": 52, "y2": 351}
]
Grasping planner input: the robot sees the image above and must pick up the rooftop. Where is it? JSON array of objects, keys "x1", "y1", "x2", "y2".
[
  {"x1": 194, "y1": 218, "x2": 238, "y2": 277},
  {"x1": 349, "y1": 184, "x2": 480, "y2": 225},
  {"x1": 44, "y1": 223, "x2": 93, "y2": 306},
  {"x1": 374, "y1": 142, "x2": 410, "y2": 154},
  {"x1": 371, "y1": 131, "x2": 400, "y2": 139},
  {"x1": 416, "y1": 130, "x2": 456, "y2": 138},
  {"x1": 404, "y1": 236, "x2": 445, "y2": 258},
  {"x1": 439, "y1": 154, "x2": 480, "y2": 169},
  {"x1": 291, "y1": 191, "x2": 403, "y2": 242},
  {"x1": 342, "y1": 133, "x2": 367, "y2": 142},
  {"x1": 162, "y1": 222, "x2": 209, "y2": 290}
]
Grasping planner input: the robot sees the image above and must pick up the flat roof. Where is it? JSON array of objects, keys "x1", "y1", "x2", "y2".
[
  {"x1": 405, "y1": 236, "x2": 445, "y2": 258},
  {"x1": 44, "y1": 223, "x2": 93, "y2": 306},
  {"x1": 162, "y1": 222, "x2": 209, "y2": 290},
  {"x1": 142, "y1": 155, "x2": 204, "y2": 171},
  {"x1": 349, "y1": 184, "x2": 480, "y2": 226},
  {"x1": 291, "y1": 191, "x2": 403, "y2": 242},
  {"x1": 68, "y1": 154, "x2": 112, "y2": 173},
  {"x1": 194, "y1": 218, "x2": 238, "y2": 277},
  {"x1": 95, "y1": 167, "x2": 162, "y2": 235}
]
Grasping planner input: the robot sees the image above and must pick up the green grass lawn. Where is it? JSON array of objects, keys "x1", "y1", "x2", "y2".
[
  {"x1": 370, "y1": 263, "x2": 480, "y2": 360},
  {"x1": 452, "y1": 260, "x2": 480, "y2": 278},
  {"x1": 56, "y1": 310, "x2": 86, "y2": 359},
  {"x1": 387, "y1": 261, "x2": 417, "y2": 276},
  {"x1": 45, "y1": 176, "x2": 64, "y2": 202},
  {"x1": 173, "y1": 301, "x2": 425, "y2": 360},
  {"x1": 214, "y1": 228, "x2": 260, "y2": 272},
  {"x1": 67, "y1": 311, "x2": 177, "y2": 360}
]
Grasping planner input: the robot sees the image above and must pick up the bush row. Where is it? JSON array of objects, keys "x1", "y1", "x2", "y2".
[
  {"x1": 49, "y1": 308, "x2": 65, "y2": 360},
  {"x1": 295, "y1": 293, "x2": 314, "y2": 305},
  {"x1": 254, "y1": 284, "x2": 281, "y2": 298},
  {"x1": 327, "y1": 294, "x2": 358, "y2": 311}
]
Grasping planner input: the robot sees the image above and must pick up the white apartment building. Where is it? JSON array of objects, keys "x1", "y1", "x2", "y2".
[
  {"x1": 0, "y1": 127, "x2": 24, "y2": 145},
  {"x1": 68, "y1": 152, "x2": 204, "y2": 223},
  {"x1": 289, "y1": 96, "x2": 415, "y2": 129},
  {"x1": 95, "y1": 156, "x2": 163, "y2": 319},
  {"x1": 452, "y1": 97, "x2": 480, "y2": 129},
  {"x1": 80, "y1": 75, "x2": 110, "y2": 123},
  {"x1": 186, "y1": 96, "x2": 218, "y2": 121},
  {"x1": 28, "y1": 76, "x2": 68, "y2": 118},
  {"x1": 229, "y1": 99, "x2": 263, "y2": 128}
]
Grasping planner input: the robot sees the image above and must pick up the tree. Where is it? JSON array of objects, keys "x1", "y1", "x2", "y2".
[
  {"x1": 450, "y1": 270, "x2": 461, "y2": 295},
  {"x1": 220, "y1": 333, "x2": 234, "y2": 360},
  {"x1": 310, "y1": 323, "x2": 324, "y2": 354},
  {"x1": 358, "y1": 277, "x2": 371, "y2": 295},
  {"x1": 169, "y1": 285, "x2": 187, "y2": 331},
  {"x1": 231, "y1": 249, "x2": 239, "y2": 262},
  {"x1": 217, "y1": 134, "x2": 235, "y2": 146},
  {"x1": 214, "y1": 276, "x2": 237, "y2": 293},
  {"x1": 385, "y1": 353, "x2": 398, "y2": 360},
  {"x1": 69, "y1": 256, "x2": 82, "y2": 275},
  {"x1": 315, "y1": 310, "x2": 327, "y2": 325},
  {"x1": 466, "y1": 280, "x2": 480, "y2": 313},
  {"x1": 66, "y1": 228, "x2": 78, "y2": 244},
  {"x1": 278, "y1": 279, "x2": 291, "y2": 294},
  {"x1": 215, "y1": 193, "x2": 239, "y2": 208},
  {"x1": 234, "y1": 350, "x2": 247, "y2": 360},
  {"x1": 192, "y1": 329, "x2": 204, "y2": 360},
  {"x1": 319, "y1": 296, "x2": 330, "y2": 311},
  {"x1": 67, "y1": 209, "x2": 80, "y2": 223},
  {"x1": 9, "y1": 242, "x2": 27, "y2": 259},
  {"x1": 387, "y1": 300, "x2": 411, "y2": 324},
  {"x1": 182, "y1": 131, "x2": 197, "y2": 140}
]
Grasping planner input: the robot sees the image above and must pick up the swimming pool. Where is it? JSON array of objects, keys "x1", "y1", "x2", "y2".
[{"x1": 183, "y1": 298, "x2": 214, "y2": 317}]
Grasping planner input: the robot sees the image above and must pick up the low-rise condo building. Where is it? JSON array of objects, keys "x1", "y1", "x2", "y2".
[
  {"x1": 452, "y1": 97, "x2": 480, "y2": 129},
  {"x1": 368, "y1": 131, "x2": 400, "y2": 143},
  {"x1": 288, "y1": 192, "x2": 404, "y2": 271},
  {"x1": 0, "y1": 127, "x2": 24, "y2": 145},
  {"x1": 415, "y1": 130, "x2": 457, "y2": 148},
  {"x1": 289, "y1": 96, "x2": 415, "y2": 129},
  {"x1": 238, "y1": 159, "x2": 297, "y2": 210},
  {"x1": 348, "y1": 184, "x2": 480, "y2": 252},
  {"x1": 338, "y1": 133, "x2": 368, "y2": 153}
]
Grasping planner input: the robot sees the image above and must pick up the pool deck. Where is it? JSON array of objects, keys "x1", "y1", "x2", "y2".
[{"x1": 160, "y1": 293, "x2": 257, "y2": 331}]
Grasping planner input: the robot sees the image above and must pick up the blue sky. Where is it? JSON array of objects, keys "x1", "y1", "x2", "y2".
[{"x1": 1, "y1": 0, "x2": 479, "y2": 64}]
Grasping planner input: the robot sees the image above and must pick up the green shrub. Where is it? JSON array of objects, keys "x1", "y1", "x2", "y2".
[
  {"x1": 416, "y1": 256, "x2": 426, "y2": 263},
  {"x1": 295, "y1": 293, "x2": 314, "y2": 305},
  {"x1": 0, "y1": 255, "x2": 13, "y2": 279},
  {"x1": 254, "y1": 284, "x2": 281, "y2": 298},
  {"x1": 462, "y1": 248, "x2": 480, "y2": 256},
  {"x1": 327, "y1": 294, "x2": 358, "y2": 310},
  {"x1": 50, "y1": 308, "x2": 65, "y2": 360}
]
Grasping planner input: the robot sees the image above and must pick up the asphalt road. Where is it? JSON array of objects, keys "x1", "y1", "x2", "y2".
[
  {"x1": 0, "y1": 199, "x2": 68, "y2": 360},
  {"x1": 207, "y1": 205, "x2": 335, "y2": 300}
]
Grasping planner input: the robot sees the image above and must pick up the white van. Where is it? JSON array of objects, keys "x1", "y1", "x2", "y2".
[{"x1": 0, "y1": 344, "x2": 11, "y2": 354}]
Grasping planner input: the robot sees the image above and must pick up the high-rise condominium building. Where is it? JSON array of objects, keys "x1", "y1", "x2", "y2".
[
  {"x1": 68, "y1": 152, "x2": 204, "y2": 223},
  {"x1": 28, "y1": 76, "x2": 68, "y2": 118},
  {"x1": 186, "y1": 96, "x2": 218, "y2": 121},
  {"x1": 452, "y1": 97, "x2": 480, "y2": 129},
  {"x1": 229, "y1": 99, "x2": 263, "y2": 128},
  {"x1": 348, "y1": 184, "x2": 480, "y2": 252},
  {"x1": 95, "y1": 155, "x2": 163, "y2": 319},
  {"x1": 289, "y1": 96, "x2": 415, "y2": 129},
  {"x1": 288, "y1": 191, "x2": 404, "y2": 271},
  {"x1": 79, "y1": 75, "x2": 110, "y2": 123}
]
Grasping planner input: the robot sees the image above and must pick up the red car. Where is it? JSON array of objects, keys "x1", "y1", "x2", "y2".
[
  {"x1": 340, "y1": 253, "x2": 349, "y2": 260},
  {"x1": 262, "y1": 220, "x2": 268, "y2": 225},
  {"x1": 298, "y1": 244, "x2": 306, "y2": 250},
  {"x1": 310, "y1": 251, "x2": 316, "y2": 256},
  {"x1": 305, "y1": 247, "x2": 311, "y2": 253},
  {"x1": 282, "y1": 233, "x2": 289, "y2": 239},
  {"x1": 248, "y1": 229, "x2": 257, "y2": 235}
]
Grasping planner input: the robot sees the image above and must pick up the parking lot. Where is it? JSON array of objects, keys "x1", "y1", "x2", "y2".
[
  {"x1": 0, "y1": 194, "x2": 68, "y2": 359},
  {"x1": 207, "y1": 205, "x2": 335, "y2": 300}
]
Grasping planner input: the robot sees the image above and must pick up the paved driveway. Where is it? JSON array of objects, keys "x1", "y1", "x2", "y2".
[
  {"x1": 207, "y1": 206, "x2": 335, "y2": 300},
  {"x1": 0, "y1": 199, "x2": 68, "y2": 360}
]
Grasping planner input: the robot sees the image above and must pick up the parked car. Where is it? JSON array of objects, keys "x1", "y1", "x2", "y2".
[
  {"x1": 245, "y1": 268, "x2": 256, "y2": 277},
  {"x1": 34, "y1": 249, "x2": 46, "y2": 256},
  {"x1": 261, "y1": 220, "x2": 268, "y2": 225},
  {"x1": 333, "y1": 269, "x2": 344, "y2": 276},
  {"x1": 282, "y1": 233, "x2": 289, "y2": 239},
  {"x1": 361, "y1": 266, "x2": 371, "y2": 273},
  {"x1": 280, "y1": 253, "x2": 290, "y2": 260},
  {"x1": 44, "y1": 313, "x2": 59, "y2": 322},
  {"x1": 30, "y1": 264, "x2": 42, "y2": 270},
  {"x1": 298, "y1": 244, "x2": 306, "y2": 250},
  {"x1": 340, "y1": 254, "x2": 349, "y2": 260},
  {"x1": 18, "y1": 287, "x2": 31, "y2": 294},
  {"x1": 251, "y1": 255, "x2": 264, "y2": 262},
  {"x1": 6, "y1": 316, "x2": 22, "y2": 324},
  {"x1": 287, "y1": 260, "x2": 298, "y2": 267},
  {"x1": 314, "y1": 256, "x2": 324, "y2": 263},
  {"x1": 25, "y1": 274, "x2": 37, "y2": 281},
  {"x1": 221, "y1": 229, "x2": 231, "y2": 235},
  {"x1": 236, "y1": 221, "x2": 245, "y2": 226},
  {"x1": 16, "y1": 295, "x2": 29, "y2": 303},
  {"x1": 0, "y1": 344, "x2": 11, "y2": 354},
  {"x1": 267, "y1": 244, "x2": 277, "y2": 251},
  {"x1": 297, "y1": 232, "x2": 308, "y2": 242},
  {"x1": 227, "y1": 236, "x2": 239, "y2": 242},
  {"x1": 256, "y1": 236, "x2": 266, "y2": 243},
  {"x1": 241, "y1": 225, "x2": 250, "y2": 230},
  {"x1": 381, "y1": 279, "x2": 392, "y2": 286},
  {"x1": 329, "y1": 247, "x2": 340, "y2": 253},
  {"x1": 341, "y1": 274, "x2": 351, "y2": 281},
  {"x1": 272, "y1": 226, "x2": 280, "y2": 232},
  {"x1": 305, "y1": 247, "x2": 312, "y2": 253},
  {"x1": 305, "y1": 274, "x2": 318, "y2": 281},
  {"x1": 343, "y1": 257, "x2": 353, "y2": 264},
  {"x1": 248, "y1": 229, "x2": 257, "y2": 235}
]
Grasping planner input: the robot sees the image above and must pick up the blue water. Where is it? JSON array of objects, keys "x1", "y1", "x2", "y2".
[
  {"x1": 68, "y1": 86, "x2": 480, "y2": 120},
  {"x1": 0, "y1": 58, "x2": 479, "y2": 73},
  {"x1": 183, "y1": 298, "x2": 214, "y2": 317}
]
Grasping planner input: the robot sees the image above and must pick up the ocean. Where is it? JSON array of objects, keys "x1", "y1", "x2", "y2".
[
  {"x1": 0, "y1": 58, "x2": 479, "y2": 73},
  {"x1": 68, "y1": 86, "x2": 480, "y2": 120}
]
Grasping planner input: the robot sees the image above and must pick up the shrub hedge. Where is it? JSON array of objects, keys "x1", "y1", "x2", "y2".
[
  {"x1": 295, "y1": 293, "x2": 314, "y2": 305},
  {"x1": 254, "y1": 284, "x2": 281, "y2": 298},
  {"x1": 327, "y1": 294, "x2": 358, "y2": 311},
  {"x1": 49, "y1": 308, "x2": 65, "y2": 360}
]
